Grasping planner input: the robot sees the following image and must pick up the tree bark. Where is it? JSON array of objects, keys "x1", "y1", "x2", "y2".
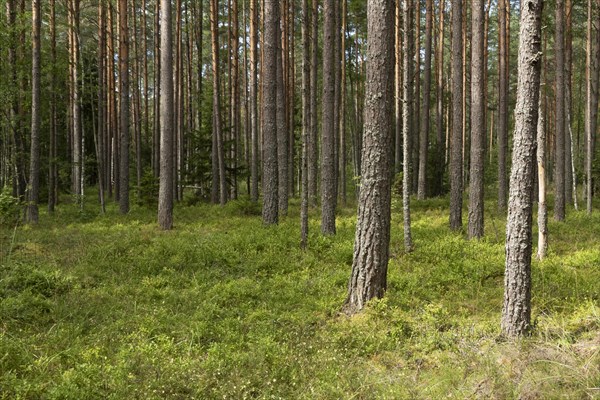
[
  {"x1": 497, "y1": 0, "x2": 509, "y2": 211},
  {"x1": 301, "y1": 0, "x2": 311, "y2": 248},
  {"x1": 403, "y1": 0, "x2": 413, "y2": 252},
  {"x1": 554, "y1": 0, "x2": 566, "y2": 221},
  {"x1": 158, "y1": 0, "x2": 174, "y2": 230},
  {"x1": 321, "y1": 0, "x2": 336, "y2": 235},
  {"x1": 250, "y1": 0, "x2": 259, "y2": 202},
  {"x1": 537, "y1": 83, "x2": 547, "y2": 260},
  {"x1": 467, "y1": 0, "x2": 485, "y2": 239},
  {"x1": 434, "y1": 0, "x2": 446, "y2": 196},
  {"x1": 345, "y1": 0, "x2": 394, "y2": 315},
  {"x1": 277, "y1": 7, "x2": 289, "y2": 216},
  {"x1": 502, "y1": 0, "x2": 542, "y2": 338},
  {"x1": 26, "y1": 0, "x2": 41, "y2": 223},
  {"x1": 118, "y1": 0, "x2": 130, "y2": 214},
  {"x1": 450, "y1": 0, "x2": 463, "y2": 231},
  {"x1": 48, "y1": 0, "x2": 57, "y2": 212},
  {"x1": 262, "y1": 0, "x2": 279, "y2": 225},
  {"x1": 309, "y1": 0, "x2": 319, "y2": 207},
  {"x1": 418, "y1": 0, "x2": 433, "y2": 199}
]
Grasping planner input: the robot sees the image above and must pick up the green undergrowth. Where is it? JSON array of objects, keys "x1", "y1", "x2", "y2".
[{"x1": 1, "y1": 193, "x2": 598, "y2": 399}]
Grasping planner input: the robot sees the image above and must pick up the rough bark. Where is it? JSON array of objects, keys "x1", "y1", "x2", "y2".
[
  {"x1": 502, "y1": 0, "x2": 542, "y2": 338},
  {"x1": 309, "y1": 0, "x2": 319, "y2": 207},
  {"x1": 26, "y1": 0, "x2": 41, "y2": 223},
  {"x1": 277, "y1": 10, "x2": 289, "y2": 216},
  {"x1": 301, "y1": 0, "x2": 311, "y2": 248},
  {"x1": 119, "y1": 0, "x2": 130, "y2": 214},
  {"x1": 537, "y1": 84, "x2": 547, "y2": 260},
  {"x1": 345, "y1": 0, "x2": 394, "y2": 315},
  {"x1": 497, "y1": 0, "x2": 508, "y2": 211},
  {"x1": 450, "y1": 0, "x2": 463, "y2": 231},
  {"x1": 158, "y1": 0, "x2": 174, "y2": 230},
  {"x1": 250, "y1": 0, "x2": 259, "y2": 202},
  {"x1": 435, "y1": 0, "x2": 446, "y2": 196},
  {"x1": 418, "y1": 0, "x2": 433, "y2": 199},
  {"x1": 48, "y1": 0, "x2": 57, "y2": 212},
  {"x1": 554, "y1": 0, "x2": 566, "y2": 221},
  {"x1": 321, "y1": 0, "x2": 336, "y2": 235},
  {"x1": 402, "y1": 0, "x2": 413, "y2": 252},
  {"x1": 468, "y1": 0, "x2": 485, "y2": 239},
  {"x1": 262, "y1": 0, "x2": 279, "y2": 225}
]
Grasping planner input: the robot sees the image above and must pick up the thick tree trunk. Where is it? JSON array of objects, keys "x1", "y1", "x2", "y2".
[
  {"x1": 502, "y1": 0, "x2": 542, "y2": 338},
  {"x1": 321, "y1": 0, "x2": 336, "y2": 235},
  {"x1": 418, "y1": 0, "x2": 433, "y2": 200},
  {"x1": 468, "y1": 0, "x2": 485, "y2": 239},
  {"x1": 262, "y1": 0, "x2": 279, "y2": 225},
  {"x1": 158, "y1": 0, "x2": 174, "y2": 230},
  {"x1": 26, "y1": 0, "x2": 41, "y2": 223},
  {"x1": 345, "y1": 0, "x2": 394, "y2": 315},
  {"x1": 450, "y1": 0, "x2": 463, "y2": 231},
  {"x1": 554, "y1": 0, "x2": 566, "y2": 221}
]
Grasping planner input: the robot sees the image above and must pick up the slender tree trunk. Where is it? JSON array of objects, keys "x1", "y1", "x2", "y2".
[
  {"x1": 321, "y1": 0, "x2": 336, "y2": 235},
  {"x1": 153, "y1": 0, "x2": 161, "y2": 178},
  {"x1": 301, "y1": 0, "x2": 311, "y2": 248},
  {"x1": 468, "y1": 0, "x2": 484, "y2": 239},
  {"x1": 497, "y1": 0, "x2": 508, "y2": 211},
  {"x1": 394, "y1": 0, "x2": 402, "y2": 175},
  {"x1": 449, "y1": 0, "x2": 463, "y2": 231},
  {"x1": 537, "y1": 83, "x2": 547, "y2": 260},
  {"x1": 231, "y1": 0, "x2": 240, "y2": 199},
  {"x1": 502, "y1": 0, "x2": 542, "y2": 338},
  {"x1": 210, "y1": 0, "x2": 227, "y2": 205},
  {"x1": 96, "y1": 0, "x2": 106, "y2": 214},
  {"x1": 158, "y1": 0, "x2": 174, "y2": 230},
  {"x1": 585, "y1": 0, "x2": 598, "y2": 214},
  {"x1": 309, "y1": 0, "x2": 319, "y2": 207},
  {"x1": 48, "y1": 0, "x2": 57, "y2": 212},
  {"x1": 26, "y1": 0, "x2": 42, "y2": 223},
  {"x1": 249, "y1": 0, "x2": 259, "y2": 202},
  {"x1": 277, "y1": 7, "x2": 289, "y2": 216},
  {"x1": 345, "y1": 0, "x2": 394, "y2": 315},
  {"x1": 435, "y1": 0, "x2": 446, "y2": 196},
  {"x1": 554, "y1": 0, "x2": 566, "y2": 221},
  {"x1": 403, "y1": 0, "x2": 413, "y2": 252},
  {"x1": 565, "y1": 0, "x2": 573, "y2": 205},
  {"x1": 262, "y1": 0, "x2": 279, "y2": 224},
  {"x1": 119, "y1": 0, "x2": 130, "y2": 213},
  {"x1": 412, "y1": 0, "x2": 420, "y2": 194},
  {"x1": 339, "y1": 0, "x2": 347, "y2": 205},
  {"x1": 418, "y1": 0, "x2": 433, "y2": 199}
]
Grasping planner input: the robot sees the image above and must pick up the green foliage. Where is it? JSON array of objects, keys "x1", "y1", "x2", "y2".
[
  {"x1": 136, "y1": 169, "x2": 159, "y2": 208},
  {"x1": 0, "y1": 197, "x2": 598, "y2": 399},
  {"x1": 0, "y1": 187, "x2": 21, "y2": 227}
]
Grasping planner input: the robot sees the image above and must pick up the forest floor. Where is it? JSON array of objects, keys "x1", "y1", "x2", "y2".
[{"x1": 1, "y1": 191, "x2": 599, "y2": 399}]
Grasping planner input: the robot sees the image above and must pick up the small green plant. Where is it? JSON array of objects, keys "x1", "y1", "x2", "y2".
[
  {"x1": 0, "y1": 187, "x2": 21, "y2": 227},
  {"x1": 136, "y1": 169, "x2": 159, "y2": 207}
]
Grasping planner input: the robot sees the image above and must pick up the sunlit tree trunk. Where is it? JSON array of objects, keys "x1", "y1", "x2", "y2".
[{"x1": 450, "y1": 0, "x2": 463, "y2": 231}]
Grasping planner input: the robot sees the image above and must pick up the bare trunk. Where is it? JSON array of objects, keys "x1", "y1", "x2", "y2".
[
  {"x1": 537, "y1": 84, "x2": 547, "y2": 260},
  {"x1": 402, "y1": 0, "x2": 413, "y2": 252},
  {"x1": 554, "y1": 0, "x2": 566, "y2": 221},
  {"x1": 418, "y1": 0, "x2": 433, "y2": 199},
  {"x1": 308, "y1": 0, "x2": 319, "y2": 207},
  {"x1": 301, "y1": 0, "x2": 311, "y2": 248},
  {"x1": 497, "y1": 0, "x2": 508, "y2": 211},
  {"x1": 450, "y1": 0, "x2": 463, "y2": 231},
  {"x1": 250, "y1": 0, "x2": 259, "y2": 201},
  {"x1": 119, "y1": 0, "x2": 130, "y2": 214}
]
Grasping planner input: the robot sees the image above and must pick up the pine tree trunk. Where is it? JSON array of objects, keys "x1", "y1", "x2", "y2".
[
  {"x1": 308, "y1": 0, "x2": 319, "y2": 207},
  {"x1": 321, "y1": 0, "x2": 336, "y2": 235},
  {"x1": 554, "y1": 0, "x2": 566, "y2": 221},
  {"x1": 301, "y1": 0, "x2": 311, "y2": 248},
  {"x1": 435, "y1": 0, "x2": 446, "y2": 196},
  {"x1": 450, "y1": 0, "x2": 463, "y2": 231},
  {"x1": 497, "y1": 0, "x2": 508, "y2": 211},
  {"x1": 26, "y1": 0, "x2": 41, "y2": 223},
  {"x1": 119, "y1": 0, "x2": 130, "y2": 213},
  {"x1": 277, "y1": 8, "x2": 289, "y2": 216},
  {"x1": 502, "y1": 0, "x2": 542, "y2": 338},
  {"x1": 96, "y1": 0, "x2": 106, "y2": 214},
  {"x1": 262, "y1": 0, "x2": 279, "y2": 225},
  {"x1": 537, "y1": 83, "x2": 547, "y2": 260},
  {"x1": 345, "y1": 0, "x2": 394, "y2": 315},
  {"x1": 48, "y1": 0, "x2": 57, "y2": 212},
  {"x1": 418, "y1": 0, "x2": 433, "y2": 200},
  {"x1": 467, "y1": 0, "x2": 485, "y2": 239},
  {"x1": 249, "y1": 0, "x2": 259, "y2": 202},
  {"x1": 158, "y1": 0, "x2": 174, "y2": 230},
  {"x1": 403, "y1": 0, "x2": 413, "y2": 252}
]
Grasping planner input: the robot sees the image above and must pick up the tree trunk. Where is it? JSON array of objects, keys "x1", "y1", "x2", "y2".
[
  {"x1": 119, "y1": 0, "x2": 130, "y2": 214},
  {"x1": 450, "y1": 0, "x2": 463, "y2": 231},
  {"x1": 554, "y1": 0, "x2": 566, "y2": 221},
  {"x1": 412, "y1": 0, "x2": 420, "y2": 194},
  {"x1": 565, "y1": 0, "x2": 573, "y2": 205},
  {"x1": 418, "y1": 0, "x2": 433, "y2": 200},
  {"x1": 301, "y1": 0, "x2": 311, "y2": 248},
  {"x1": 537, "y1": 83, "x2": 547, "y2": 260},
  {"x1": 26, "y1": 0, "x2": 41, "y2": 223},
  {"x1": 497, "y1": 0, "x2": 508, "y2": 211},
  {"x1": 153, "y1": 0, "x2": 161, "y2": 179},
  {"x1": 96, "y1": 0, "x2": 106, "y2": 214},
  {"x1": 48, "y1": 0, "x2": 57, "y2": 212},
  {"x1": 339, "y1": 0, "x2": 347, "y2": 205},
  {"x1": 394, "y1": 0, "x2": 402, "y2": 175},
  {"x1": 467, "y1": 0, "x2": 484, "y2": 239},
  {"x1": 277, "y1": 7, "x2": 289, "y2": 216},
  {"x1": 309, "y1": 0, "x2": 319, "y2": 207},
  {"x1": 250, "y1": 0, "x2": 259, "y2": 202},
  {"x1": 502, "y1": 0, "x2": 542, "y2": 338},
  {"x1": 262, "y1": 0, "x2": 279, "y2": 225},
  {"x1": 403, "y1": 0, "x2": 413, "y2": 252},
  {"x1": 321, "y1": 0, "x2": 336, "y2": 235},
  {"x1": 434, "y1": 0, "x2": 446, "y2": 196},
  {"x1": 210, "y1": 0, "x2": 227, "y2": 205},
  {"x1": 345, "y1": 0, "x2": 394, "y2": 315},
  {"x1": 158, "y1": 0, "x2": 174, "y2": 230}
]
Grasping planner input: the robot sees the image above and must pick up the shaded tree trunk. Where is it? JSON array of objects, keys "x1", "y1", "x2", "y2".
[
  {"x1": 277, "y1": 7, "x2": 289, "y2": 216},
  {"x1": 434, "y1": 0, "x2": 446, "y2": 196},
  {"x1": 262, "y1": 0, "x2": 279, "y2": 224},
  {"x1": 321, "y1": 0, "x2": 336, "y2": 235},
  {"x1": 345, "y1": 0, "x2": 394, "y2": 315},
  {"x1": 468, "y1": 0, "x2": 485, "y2": 239},
  {"x1": 450, "y1": 0, "x2": 463, "y2": 231},
  {"x1": 158, "y1": 0, "x2": 174, "y2": 230},
  {"x1": 497, "y1": 0, "x2": 508, "y2": 211},
  {"x1": 502, "y1": 0, "x2": 542, "y2": 338},
  {"x1": 48, "y1": 0, "x2": 57, "y2": 212},
  {"x1": 250, "y1": 0, "x2": 259, "y2": 202},
  {"x1": 418, "y1": 0, "x2": 433, "y2": 200},
  {"x1": 403, "y1": 0, "x2": 413, "y2": 252},
  {"x1": 119, "y1": 0, "x2": 130, "y2": 214},
  {"x1": 554, "y1": 0, "x2": 566, "y2": 221},
  {"x1": 309, "y1": 0, "x2": 319, "y2": 207},
  {"x1": 301, "y1": 0, "x2": 311, "y2": 248}
]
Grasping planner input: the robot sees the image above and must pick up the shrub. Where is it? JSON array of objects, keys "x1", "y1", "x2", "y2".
[{"x1": 0, "y1": 187, "x2": 21, "y2": 227}]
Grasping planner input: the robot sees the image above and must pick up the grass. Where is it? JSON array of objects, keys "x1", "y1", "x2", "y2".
[{"x1": 0, "y1": 190, "x2": 599, "y2": 399}]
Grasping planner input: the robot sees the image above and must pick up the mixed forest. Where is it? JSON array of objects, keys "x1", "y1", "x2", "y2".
[{"x1": 1, "y1": 0, "x2": 600, "y2": 398}]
